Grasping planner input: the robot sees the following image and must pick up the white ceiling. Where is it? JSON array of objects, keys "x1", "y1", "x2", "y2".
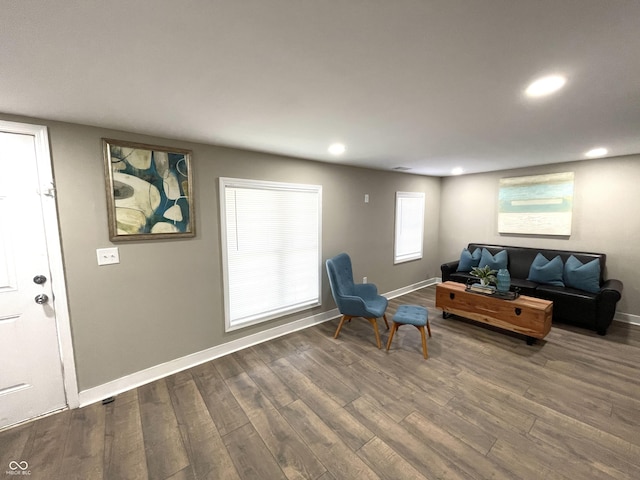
[{"x1": 2, "y1": 1, "x2": 639, "y2": 176}]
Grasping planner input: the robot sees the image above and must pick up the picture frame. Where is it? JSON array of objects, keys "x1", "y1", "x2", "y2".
[
  {"x1": 498, "y1": 171, "x2": 574, "y2": 236},
  {"x1": 102, "y1": 138, "x2": 195, "y2": 241}
]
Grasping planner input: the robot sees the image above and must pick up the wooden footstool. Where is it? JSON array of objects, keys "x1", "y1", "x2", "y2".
[{"x1": 386, "y1": 305, "x2": 431, "y2": 359}]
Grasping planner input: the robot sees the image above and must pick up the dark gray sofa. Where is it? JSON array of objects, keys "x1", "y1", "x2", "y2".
[{"x1": 440, "y1": 243, "x2": 623, "y2": 335}]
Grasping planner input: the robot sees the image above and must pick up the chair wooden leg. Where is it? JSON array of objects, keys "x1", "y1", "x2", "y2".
[
  {"x1": 334, "y1": 315, "x2": 351, "y2": 339},
  {"x1": 382, "y1": 313, "x2": 389, "y2": 330},
  {"x1": 367, "y1": 318, "x2": 382, "y2": 349},
  {"x1": 386, "y1": 322, "x2": 399, "y2": 351},
  {"x1": 426, "y1": 319, "x2": 431, "y2": 337},
  {"x1": 417, "y1": 325, "x2": 428, "y2": 359}
]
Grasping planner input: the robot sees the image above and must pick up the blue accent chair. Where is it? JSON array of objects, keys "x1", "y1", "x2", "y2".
[{"x1": 326, "y1": 253, "x2": 389, "y2": 348}]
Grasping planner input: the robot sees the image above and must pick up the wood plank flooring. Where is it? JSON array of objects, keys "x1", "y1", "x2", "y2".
[{"x1": 2, "y1": 285, "x2": 639, "y2": 479}]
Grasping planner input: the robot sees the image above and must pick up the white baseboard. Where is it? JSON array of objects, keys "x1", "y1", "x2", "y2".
[
  {"x1": 78, "y1": 307, "x2": 340, "y2": 407},
  {"x1": 384, "y1": 277, "x2": 439, "y2": 299},
  {"x1": 614, "y1": 312, "x2": 640, "y2": 326},
  {"x1": 78, "y1": 278, "x2": 440, "y2": 407}
]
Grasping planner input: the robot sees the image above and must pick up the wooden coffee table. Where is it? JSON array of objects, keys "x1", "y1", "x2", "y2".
[{"x1": 435, "y1": 281, "x2": 552, "y2": 344}]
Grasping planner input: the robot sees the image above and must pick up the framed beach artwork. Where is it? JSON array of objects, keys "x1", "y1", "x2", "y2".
[
  {"x1": 102, "y1": 139, "x2": 195, "y2": 241},
  {"x1": 498, "y1": 172, "x2": 574, "y2": 236}
]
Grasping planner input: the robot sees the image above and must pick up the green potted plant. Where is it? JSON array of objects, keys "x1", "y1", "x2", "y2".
[{"x1": 470, "y1": 265, "x2": 497, "y2": 287}]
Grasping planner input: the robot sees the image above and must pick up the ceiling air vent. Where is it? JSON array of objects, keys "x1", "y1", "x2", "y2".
[{"x1": 392, "y1": 166, "x2": 412, "y2": 171}]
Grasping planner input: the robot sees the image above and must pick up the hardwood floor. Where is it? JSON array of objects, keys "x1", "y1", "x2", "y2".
[{"x1": 2, "y1": 285, "x2": 639, "y2": 479}]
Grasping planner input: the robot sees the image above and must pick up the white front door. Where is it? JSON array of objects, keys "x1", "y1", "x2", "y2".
[{"x1": 0, "y1": 127, "x2": 67, "y2": 429}]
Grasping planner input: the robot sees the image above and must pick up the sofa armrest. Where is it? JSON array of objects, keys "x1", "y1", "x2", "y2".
[
  {"x1": 441, "y1": 261, "x2": 459, "y2": 282},
  {"x1": 600, "y1": 278, "x2": 623, "y2": 300},
  {"x1": 595, "y1": 278, "x2": 624, "y2": 334}
]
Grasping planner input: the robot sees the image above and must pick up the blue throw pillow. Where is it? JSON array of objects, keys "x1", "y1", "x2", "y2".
[
  {"x1": 527, "y1": 253, "x2": 565, "y2": 286},
  {"x1": 457, "y1": 248, "x2": 481, "y2": 272},
  {"x1": 478, "y1": 248, "x2": 508, "y2": 270},
  {"x1": 564, "y1": 255, "x2": 600, "y2": 293}
]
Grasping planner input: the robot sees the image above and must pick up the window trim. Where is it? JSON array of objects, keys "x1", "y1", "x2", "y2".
[
  {"x1": 219, "y1": 177, "x2": 322, "y2": 332},
  {"x1": 394, "y1": 191, "x2": 425, "y2": 264}
]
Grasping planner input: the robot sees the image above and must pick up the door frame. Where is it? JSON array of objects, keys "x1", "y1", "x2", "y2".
[{"x1": 1, "y1": 119, "x2": 79, "y2": 409}]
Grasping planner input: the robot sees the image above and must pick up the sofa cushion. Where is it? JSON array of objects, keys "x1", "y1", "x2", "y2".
[
  {"x1": 457, "y1": 248, "x2": 481, "y2": 272},
  {"x1": 536, "y1": 284, "x2": 598, "y2": 324},
  {"x1": 527, "y1": 253, "x2": 565, "y2": 286},
  {"x1": 510, "y1": 278, "x2": 539, "y2": 297},
  {"x1": 478, "y1": 248, "x2": 507, "y2": 270},
  {"x1": 449, "y1": 271, "x2": 476, "y2": 285},
  {"x1": 564, "y1": 255, "x2": 600, "y2": 293}
]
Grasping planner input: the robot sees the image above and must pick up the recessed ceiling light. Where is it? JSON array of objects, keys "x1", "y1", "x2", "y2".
[
  {"x1": 328, "y1": 143, "x2": 346, "y2": 155},
  {"x1": 525, "y1": 75, "x2": 567, "y2": 97},
  {"x1": 585, "y1": 147, "x2": 608, "y2": 158},
  {"x1": 451, "y1": 167, "x2": 464, "y2": 175}
]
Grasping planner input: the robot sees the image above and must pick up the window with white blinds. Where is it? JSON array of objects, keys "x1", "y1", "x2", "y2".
[
  {"x1": 219, "y1": 177, "x2": 322, "y2": 331},
  {"x1": 394, "y1": 191, "x2": 425, "y2": 264}
]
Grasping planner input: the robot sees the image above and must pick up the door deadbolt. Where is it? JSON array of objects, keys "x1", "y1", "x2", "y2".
[
  {"x1": 33, "y1": 275, "x2": 47, "y2": 285},
  {"x1": 35, "y1": 294, "x2": 49, "y2": 305}
]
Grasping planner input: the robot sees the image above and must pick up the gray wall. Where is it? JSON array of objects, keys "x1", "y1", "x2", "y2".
[
  {"x1": 438, "y1": 155, "x2": 640, "y2": 317},
  {"x1": 4, "y1": 111, "x2": 637, "y2": 393},
  {"x1": 1, "y1": 114, "x2": 440, "y2": 391}
]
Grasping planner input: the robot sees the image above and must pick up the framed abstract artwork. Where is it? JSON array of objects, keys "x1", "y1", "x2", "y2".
[
  {"x1": 498, "y1": 171, "x2": 574, "y2": 236},
  {"x1": 102, "y1": 139, "x2": 195, "y2": 241}
]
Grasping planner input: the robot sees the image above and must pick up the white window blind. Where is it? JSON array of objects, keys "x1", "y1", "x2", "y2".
[
  {"x1": 394, "y1": 191, "x2": 425, "y2": 264},
  {"x1": 219, "y1": 177, "x2": 322, "y2": 331}
]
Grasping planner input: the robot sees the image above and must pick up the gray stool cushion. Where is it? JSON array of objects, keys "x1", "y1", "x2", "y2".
[{"x1": 393, "y1": 305, "x2": 428, "y2": 327}]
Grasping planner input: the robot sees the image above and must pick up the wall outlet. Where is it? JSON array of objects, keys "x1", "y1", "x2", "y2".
[
  {"x1": 364, "y1": 194, "x2": 369, "y2": 203},
  {"x1": 97, "y1": 247, "x2": 120, "y2": 266},
  {"x1": 363, "y1": 276, "x2": 368, "y2": 284}
]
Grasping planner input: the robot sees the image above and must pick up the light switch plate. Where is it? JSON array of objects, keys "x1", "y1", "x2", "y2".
[{"x1": 97, "y1": 247, "x2": 120, "y2": 266}]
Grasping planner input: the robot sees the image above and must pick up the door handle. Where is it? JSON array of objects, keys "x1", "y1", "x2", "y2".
[{"x1": 35, "y1": 294, "x2": 49, "y2": 305}]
